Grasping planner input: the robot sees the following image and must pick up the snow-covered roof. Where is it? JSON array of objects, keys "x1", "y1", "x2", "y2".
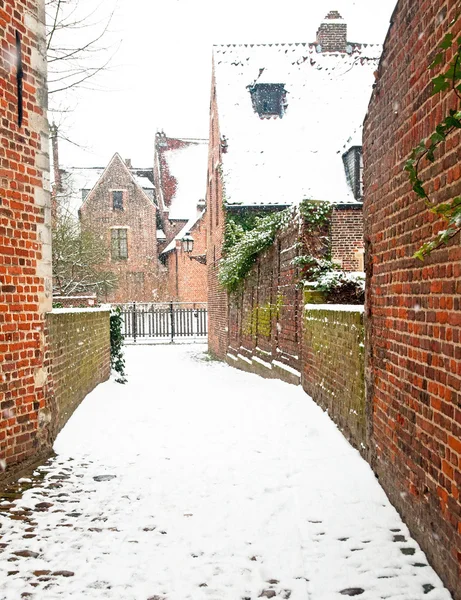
[
  {"x1": 214, "y1": 39, "x2": 381, "y2": 206},
  {"x1": 157, "y1": 229, "x2": 166, "y2": 241},
  {"x1": 156, "y1": 136, "x2": 208, "y2": 221},
  {"x1": 161, "y1": 211, "x2": 204, "y2": 255}
]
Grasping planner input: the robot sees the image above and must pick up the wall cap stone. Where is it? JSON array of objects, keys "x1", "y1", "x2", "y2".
[
  {"x1": 51, "y1": 306, "x2": 111, "y2": 315},
  {"x1": 305, "y1": 304, "x2": 364, "y2": 312}
]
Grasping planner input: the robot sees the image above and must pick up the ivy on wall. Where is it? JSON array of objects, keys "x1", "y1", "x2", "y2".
[
  {"x1": 219, "y1": 209, "x2": 292, "y2": 292},
  {"x1": 110, "y1": 307, "x2": 127, "y2": 384},
  {"x1": 405, "y1": 23, "x2": 461, "y2": 259},
  {"x1": 219, "y1": 200, "x2": 331, "y2": 293}
]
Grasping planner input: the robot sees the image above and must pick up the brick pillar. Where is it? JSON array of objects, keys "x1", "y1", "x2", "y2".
[{"x1": 0, "y1": 0, "x2": 53, "y2": 474}]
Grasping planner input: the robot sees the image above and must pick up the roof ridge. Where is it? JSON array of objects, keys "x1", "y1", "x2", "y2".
[{"x1": 213, "y1": 41, "x2": 381, "y2": 49}]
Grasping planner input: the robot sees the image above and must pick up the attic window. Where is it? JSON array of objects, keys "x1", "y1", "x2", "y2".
[
  {"x1": 249, "y1": 83, "x2": 287, "y2": 118},
  {"x1": 342, "y1": 146, "x2": 363, "y2": 201}
]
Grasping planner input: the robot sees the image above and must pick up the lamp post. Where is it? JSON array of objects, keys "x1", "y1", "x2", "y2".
[{"x1": 181, "y1": 232, "x2": 207, "y2": 265}]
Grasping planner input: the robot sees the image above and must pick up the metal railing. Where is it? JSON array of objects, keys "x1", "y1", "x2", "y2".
[{"x1": 118, "y1": 302, "x2": 207, "y2": 342}]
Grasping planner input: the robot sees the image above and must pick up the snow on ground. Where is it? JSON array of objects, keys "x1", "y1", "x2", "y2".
[{"x1": 0, "y1": 345, "x2": 452, "y2": 600}]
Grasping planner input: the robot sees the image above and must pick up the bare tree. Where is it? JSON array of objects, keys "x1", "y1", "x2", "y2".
[
  {"x1": 53, "y1": 219, "x2": 118, "y2": 298},
  {"x1": 46, "y1": 0, "x2": 118, "y2": 98},
  {"x1": 52, "y1": 198, "x2": 117, "y2": 298}
]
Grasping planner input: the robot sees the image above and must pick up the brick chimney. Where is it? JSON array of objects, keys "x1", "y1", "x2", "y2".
[{"x1": 316, "y1": 11, "x2": 347, "y2": 53}]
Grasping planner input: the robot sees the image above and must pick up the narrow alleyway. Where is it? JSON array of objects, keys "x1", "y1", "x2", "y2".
[{"x1": 0, "y1": 346, "x2": 452, "y2": 600}]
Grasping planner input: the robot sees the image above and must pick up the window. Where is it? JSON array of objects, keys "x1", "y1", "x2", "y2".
[
  {"x1": 112, "y1": 190, "x2": 124, "y2": 210},
  {"x1": 249, "y1": 83, "x2": 287, "y2": 118},
  {"x1": 111, "y1": 228, "x2": 128, "y2": 260},
  {"x1": 342, "y1": 146, "x2": 363, "y2": 201}
]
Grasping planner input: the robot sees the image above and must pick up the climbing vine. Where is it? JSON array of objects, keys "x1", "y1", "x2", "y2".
[
  {"x1": 293, "y1": 255, "x2": 365, "y2": 304},
  {"x1": 299, "y1": 199, "x2": 332, "y2": 231},
  {"x1": 405, "y1": 23, "x2": 461, "y2": 259},
  {"x1": 219, "y1": 209, "x2": 291, "y2": 292},
  {"x1": 110, "y1": 306, "x2": 127, "y2": 384},
  {"x1": 220, "y1": 200, "x2": 332, "y2": 293}
]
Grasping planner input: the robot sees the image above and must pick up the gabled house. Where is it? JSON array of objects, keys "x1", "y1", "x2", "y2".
[
  {"x1": 206, "y1": 11, "x2": 382, "y2": 357},
  {"x1": 154, "y1": 133, "x2": 209, "y2": 302},
  {"x1": 78, "y1": 153, "x2": 165, "y2": 303}
]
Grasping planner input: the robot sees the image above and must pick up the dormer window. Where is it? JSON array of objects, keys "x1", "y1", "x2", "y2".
[
  {"x1": 342, "y1": 146, "x2": 363, "y2": 201},
  {"x1": 249, "y1": 83, "x2": 287, "y2": 118}
]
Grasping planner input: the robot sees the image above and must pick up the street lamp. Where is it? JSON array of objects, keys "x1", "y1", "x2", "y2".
[
  {"x1": 182, "y1": 232, "x2": 194, "y2": 253},
  {"x1": 181, "y1": 232, "x2": 207, "y2": 265}
]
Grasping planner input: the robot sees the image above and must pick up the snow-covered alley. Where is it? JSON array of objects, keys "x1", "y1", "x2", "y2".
[{"x1": 0, "y1": 345, "x2": 452, "y2": 600}]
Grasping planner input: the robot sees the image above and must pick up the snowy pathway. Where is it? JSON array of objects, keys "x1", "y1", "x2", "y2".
[{"x1": 0, "y1": 345, "x2": 452, "y2": 600}]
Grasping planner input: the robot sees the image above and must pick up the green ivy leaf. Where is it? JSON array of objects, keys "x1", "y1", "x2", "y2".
[
  {"x1": 429, "y1": 52, "x2": 444, "y2": 69},
  {"x1": 432, "y1": 74, "x2": 450, "y2": 94},
  {"x1": 413, "y1": 181, "x2": 427, "y2": 198},
  {"x1": 440, "y1": 33, "x2": 454, "y2": 49}
]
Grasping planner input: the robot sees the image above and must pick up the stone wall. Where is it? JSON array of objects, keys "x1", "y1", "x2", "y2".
[
  {"x1": 303, "y1": 305, "x2": 366, "y2": 454},
  {"x1": 45, "y1": 309, "x2": 110, "y2": 434},
  {"x1": 0, "y1": 0, "x2": 53, "y2": 473},
  {"x1": 363, "y1": 0, "x2": 461, "y2": 596}
]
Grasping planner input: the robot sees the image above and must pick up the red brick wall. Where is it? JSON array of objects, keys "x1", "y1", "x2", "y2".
[
  {"x1": 227, "y1": 222, "x2": 303, "y2": 384},
  {"x1": 303, "y1": 306, "x2": 366, "y2": 453},
  {"x1": 0, "y1": 0, "x2": 53, "y2": 474},
  {"x1": 79, "y1": 154, "x2": 165, "y2": 303},
  {"x1": 206, "y1": 67, "x2": 228, "y2": 359},
  {"x1": 164, "y1": 216, "x2": 207, "y2": 302},
  {"x1": 331, "y1": 205, "x2": 364, "y2": 271},
  {"x1": 363, "y1": 1, "x2": 461, "y2": 596},
  {"x1": 45, "y1": 309, "x2": 110, "y2": 434}
]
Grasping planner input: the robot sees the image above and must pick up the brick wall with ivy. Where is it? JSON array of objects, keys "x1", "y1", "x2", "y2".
[
  {"x1": 363, "y1": 0, "x2": 461, "y2": 596},
  {"x1": 227, "y1": 222, "x2": 303, "y2": 384},
  {"x1": 223, "y1": 205, "x2": 364, "y2": 385}
]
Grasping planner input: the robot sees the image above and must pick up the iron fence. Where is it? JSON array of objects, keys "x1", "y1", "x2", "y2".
[{"x1": 118, "y1": 302, "x2": 207, "y2": 342}]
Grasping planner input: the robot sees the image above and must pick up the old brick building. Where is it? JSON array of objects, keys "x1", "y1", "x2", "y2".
[
  {"x1": 154, "y1": 133, "x2": 208, "y2": 302},
  {"x1": 79, "y1": 154, "x2": 165, "y2": 303},
  {"x1": 0, "y1": 0, "x2": 53, "y2": 469},
  {"x1": 364, "y1": 0, "x2": 461, "y2": 596},
  {"x1": 207, "y1": 12, "x2": 380, "y2": 359}
]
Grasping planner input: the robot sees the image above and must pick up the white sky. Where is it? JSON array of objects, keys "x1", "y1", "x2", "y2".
[{"x1": 55, "y1": 0, "x2": 398, "y2": 168}]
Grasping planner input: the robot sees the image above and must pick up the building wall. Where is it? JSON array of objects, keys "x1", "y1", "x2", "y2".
[
  {"x1": 164, "y1": 217, "x2": 207, "y2": 302},
  {"x1": 45, "y1": 309, "x2": 110, "y2": 433},
  {"x1": 331, "y1": 205, "x2": 364, "y2": 271},
  {"x1": 363, "y1": 1, "x2": 461, "y2": 596},
  {"x1": 153, "y1": 133, "x2": 192, "y2": 245},
  {"x1": 303, "y1": 305, "x2": 366, "y2": 454},
  {"x1": 79, "y1": 155, "x2": 164, "y2": 303},
  {"x1": 227, "y1": 222, "x2": 303, "y2": 384},
  {"x1": 0, "y1": 0, "x2": 53, "y2": 472},
  {"x1": 206, "y1": 67, "x2": 228, "y2": 359}
]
